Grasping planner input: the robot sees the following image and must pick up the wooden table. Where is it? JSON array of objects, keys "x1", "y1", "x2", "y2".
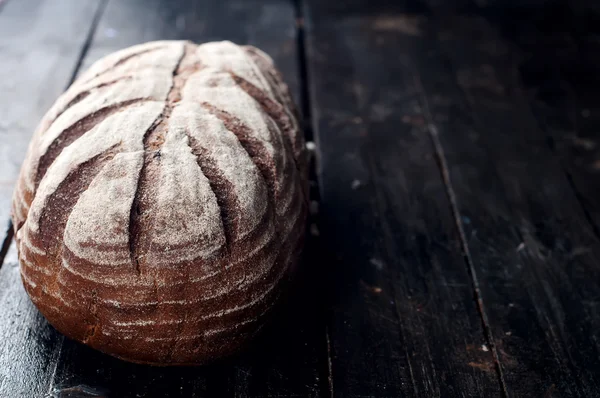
[{"x1": 1, "y1": 0, "x2": 600, "y2": 396}]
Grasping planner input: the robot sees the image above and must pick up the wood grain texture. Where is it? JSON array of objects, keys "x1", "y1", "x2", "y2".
[
  {"x1": 508, "y1": 4, "x2": 600, "y2": 235},
  {"x1": 304, "y1": 2, "x2": 503, "y2": 396},
  {"x1": 3, "y1": 0, "x2": 599, "y2": 396},
  {"x1": 410, "y1": 12, "x2": 600, "y2": 397},
  {"x1": 0, "y1": 0, "x2": 104, "y2": 261},
  {"x1": 0, "y1": 243, "x2": 66, "y2": 398}
]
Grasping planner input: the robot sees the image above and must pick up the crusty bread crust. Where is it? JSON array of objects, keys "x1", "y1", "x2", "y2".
[{"x1": 11, "y1": 40, "x2": 307, "y2": 365}]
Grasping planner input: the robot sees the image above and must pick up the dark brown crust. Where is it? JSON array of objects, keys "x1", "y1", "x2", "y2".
[
  {"x1": 185, "y1": 132, "x2": 239, "y2": 249},
  {"x1": 20, "y1": 145, "x2": 121, "y2": 342},
  {"x1": 242, "y1": 46, "x2": 309, "y2": 189},
  {"x1": 47, "y1": 76, "x2": 136, "y2": 132},
  {"x1": 80, "y1": 46, "x2": 166, "y2": 85},
  {"x1": 36, "y1": 99, "x2": 148, "y2": 188},
  {"x1": 200, "y1": 102, "x2": 283, "y2": 201},
  {"x1": 129, "y1": 44, "x2": 191, "y2": 276},
  {"x1": 231, "y1": 73, "x2": 309, "y2": 200},
  {"x1": 230, "y1": 73, "x2": 300, "y2": 162}
]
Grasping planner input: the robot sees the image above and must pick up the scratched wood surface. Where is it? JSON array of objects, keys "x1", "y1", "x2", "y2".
[
  {"x1": 304, "y1": 1, "x2": 502, "y2": 396},
  {"x1": 419, "y1": 13, "x2": 600, "y2": 396},
  {"x1": 2, "y1": 0, "x2": 600, "y2": 397}
]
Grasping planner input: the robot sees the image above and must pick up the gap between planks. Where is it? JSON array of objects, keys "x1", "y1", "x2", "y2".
[
  {"x1": 412, "y1": 67, "x2": 510, "y2": 398},
  {"x1": 0, "y1": 222, "x2": 13, "y2": 267},
  {"x1": 0, "y1": 0, "x2": 14, "y2": 268},
  {"x1": 66, "y1": 0, "x2": 110, "y2": 88},
  {"x1": 293, "y1": 0, "x2": 314, "y2": 143},
  {"x1": 0, "y1": 0, "x2": 110, "y2": 271},
  {"x1": 294, "y1": 0, "x2": 333, "y2": 397}
]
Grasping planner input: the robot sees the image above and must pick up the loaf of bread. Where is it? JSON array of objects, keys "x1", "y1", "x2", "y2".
[{"x1": 11, "y1": 40, "x2": 307, "y2": 365}]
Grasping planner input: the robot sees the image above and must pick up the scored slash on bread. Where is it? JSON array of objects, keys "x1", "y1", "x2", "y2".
[{"x1": 11, "y1": 40, "x2": 308, "y2": 365}]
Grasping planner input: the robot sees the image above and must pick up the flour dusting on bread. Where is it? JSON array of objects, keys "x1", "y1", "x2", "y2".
[{"x1": 11, "y1": 40, "x2": 307, "y2": 365}]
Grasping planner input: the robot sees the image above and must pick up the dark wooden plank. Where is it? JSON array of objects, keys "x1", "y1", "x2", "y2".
[
  {"x1": 0, "y1": 0, "x2": 104, "y2": 257},
  {"x1": 509, "y1": 6, "x2": 600, "y2": 235},
  {"x1": 0, "y1": 243, "x2": 66, "y2": 398},
  {"x1": 0, "y1": 2, "x2": 104, "y2": 395},
  {"x1": 40, "y1": 0, "x2": 327, "y2": 397},
  {"x1": 305, "y1": 3, "x2": 503, "y2": 396},
  {"x1": 408, "y1": 13, "x2": 600, "y2": 396}
]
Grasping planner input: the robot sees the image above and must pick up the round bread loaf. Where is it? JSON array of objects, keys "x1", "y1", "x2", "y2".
[{"x1": 11, "y1": 40, "x2": 308, "y2": 365}]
